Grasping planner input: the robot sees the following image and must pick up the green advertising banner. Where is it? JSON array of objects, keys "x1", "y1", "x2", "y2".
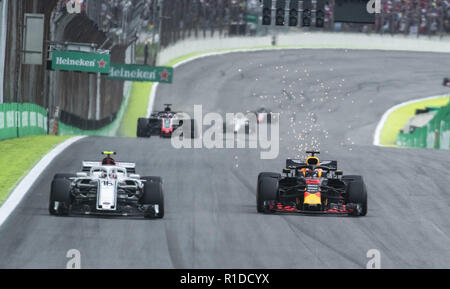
[
  {"x1": 0, "y1": 103, "x2": 48, "y2": 141},
  {"x1": 107, "y1": 64, "x2": 173, "y2": 83},
  {"x1": 245, "y1": 14, "x2": 258, "y2": 24},
  {"x1": 397, "y1": 101, "x2": 450, "y2": 150},
  {"x1": 52, "y1": 50, "x2": 111, "y2": 73}
]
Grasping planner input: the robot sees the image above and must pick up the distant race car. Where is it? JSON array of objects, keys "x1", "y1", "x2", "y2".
[
  {"x1": 257, "y1": 151, "x2": 367, "y2": 216},
  {"x1": 137, "y1": 104, "x2": 196, "y2": 138},
  {"x1": 49, "y1": 152, "x2": 164, "y2": 218},
  {"x1": 443, "y1": 77, "x2": 450, "y2": 87},
  {"x1": 223, "y1": 107, "x2": 275, "y2": 134}
]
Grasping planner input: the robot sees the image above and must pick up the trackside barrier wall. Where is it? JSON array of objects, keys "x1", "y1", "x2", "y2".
[
  {"x1": 397, "y1": 101, "x2": 450, "y2": 149},
  {"x1": 57, "y1": 44, "x2": 134, "y2": 137},
  {"x1": 57, "y1": 81, "x2": 132, "y2": 136},
  {"x1": 0, "y1": 103, "x2": 48, "y2": 141}
]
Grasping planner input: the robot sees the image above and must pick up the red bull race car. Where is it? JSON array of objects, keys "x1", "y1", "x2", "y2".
[
  {"x1": 137, "y1": 104, "x2": 196, "y2": 138},
  {"x1": 257, "y1": 151, "x2": 368, "y2": 216}
]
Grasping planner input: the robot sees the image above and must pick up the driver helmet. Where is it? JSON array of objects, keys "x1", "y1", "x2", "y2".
[{"x1": 102, "y1": 157, "x2": 116, "y2": 165}]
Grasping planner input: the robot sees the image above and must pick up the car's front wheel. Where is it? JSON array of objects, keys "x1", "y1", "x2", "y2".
[
  {"x1": 53, "y1": 173, "x2": 76, "y2": 180},
  {"x1": 49, "y1": 178, "x2": 72, "y2": 216},
  {"x1": 257, "y1": 172, "x2": 280, "y2": 213},
  {"x1": 344, "y1": 175, "x2": 367, "y2": 216},
  {"x1": 141, "y1": 177, "x2": 164, "y2": 218}
]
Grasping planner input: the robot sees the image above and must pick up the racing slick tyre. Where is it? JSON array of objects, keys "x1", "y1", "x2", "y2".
[
  {"x1": 257, "y1": 172, "x2": 281, "y2": 213},
  {"x1": 141, "y1": 177, "x2": 164, "y2": 218},
  {"x1": 53, "y1": 173, "x2": 76, "y2": 180},
  {"x1": 342, "y1": 175, "x2": 363, "y2": 182},
  {"x1": 137, "y1": 118, "x2": 149, "y2": 138},
  {"x1": 49, "y1": 178, "x2": 72, "y2": 216},
  {"x1": 344, "y1": 175, "x2": 367, "y2": 217}
]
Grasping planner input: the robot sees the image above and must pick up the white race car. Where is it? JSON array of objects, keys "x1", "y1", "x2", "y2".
[
  {"x1": 223, "y1": 108, "x2": 275, "y2": 134},
  {"x1": 49, "y1": 152, "x2": 164, "y2": 218}
]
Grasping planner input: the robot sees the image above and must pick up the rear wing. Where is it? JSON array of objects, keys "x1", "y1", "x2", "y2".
[
  {"x1": 286, "y1": 159, "x2": 337, "y2": 170},
  {"x1": 82, "y1": 161, "x2": 136, "y2": 173},
  {"x1": 286, "y1": 159, "x2": 306, "y2": 169}
]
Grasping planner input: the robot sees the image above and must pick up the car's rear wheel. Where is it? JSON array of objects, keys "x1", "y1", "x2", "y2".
[
  {"x1": 345, "y1": 175, "x2": 367, "y2": 216},
  {"x1": 137, "y1": 118, "x2": 149, "y2": 138},
  {"x1": 257, "y1": 172, "x2": 280, "y2": 213},
  {"x1": 141, "y1": 177, "x2": 164, "y2": 218},
  {"x1": 49, "y1": 178, "x2": 72, "y2": 216}
]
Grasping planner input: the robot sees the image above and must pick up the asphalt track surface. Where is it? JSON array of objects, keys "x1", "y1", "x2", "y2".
[{"x1": 1, "y1": 49, "x2": 450, "y2": 269}]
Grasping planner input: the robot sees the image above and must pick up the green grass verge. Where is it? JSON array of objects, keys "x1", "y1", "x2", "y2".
[
  {"x1": 380, "y1": 97, "x2": 450, "y2": 146},
  {"x1": 117, "y1": 82, "x2": 153, "y2": 137},
  {"x1": 0, "y1": 135, "x2": 72, "y2": 205}
]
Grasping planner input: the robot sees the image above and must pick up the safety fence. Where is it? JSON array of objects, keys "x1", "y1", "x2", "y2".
[
  {"x1": 0, "y1": 103, "x2": 48, "y2": 141},
  {"x1": 397, "y1": 100, "x2": 450, "y2": 149}
]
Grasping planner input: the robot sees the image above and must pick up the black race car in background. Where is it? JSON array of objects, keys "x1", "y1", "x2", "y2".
[
  {"x1": 137, "y1": 104, "x2": 196, "y2": 138},
  {"x1": 257, "y1": 151, "x2": 368, "y2": 216}
]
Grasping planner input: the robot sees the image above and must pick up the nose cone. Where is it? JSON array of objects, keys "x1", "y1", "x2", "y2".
[{"x1": 304, "y1": 192, "x2": 321, "y2": 205}]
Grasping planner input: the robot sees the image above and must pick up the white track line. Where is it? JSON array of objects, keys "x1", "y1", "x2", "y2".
[
  {"x1": 146, "y1": 82, "x2": 159, "y2": 118},
  {"x1": 0, "y1": 136, "x2": 87, "y2": 227},
  {"x1": 373, "y1": 94, "x2": 450, "y2": 146}
]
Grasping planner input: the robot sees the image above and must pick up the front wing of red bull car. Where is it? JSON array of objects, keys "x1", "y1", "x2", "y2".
[{"x1": 256, "y1": 151, "x2": 367, "y2": 216}]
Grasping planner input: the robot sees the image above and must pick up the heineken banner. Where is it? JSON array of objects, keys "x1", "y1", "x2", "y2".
[
  {"x1": 52, "y1": 50, "x2": 110, "y2": 73},
  {"x1": 107, "y1": 64, "x2": 173, "y2": 83}
]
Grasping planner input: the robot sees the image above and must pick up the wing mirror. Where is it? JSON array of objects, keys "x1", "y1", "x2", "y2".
[
  {"x1": 129, "y1": 174, "x2": 140, "y2": 179},
  {"x1": 335, "y1": 170, "x2": 343, "y2": 176},
  {"x1": 283, "y1": 168, "x2": 291, "y2": 175},
  {"x1": 76, "y1": 172, "x2": 88, "y2": 178}
]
